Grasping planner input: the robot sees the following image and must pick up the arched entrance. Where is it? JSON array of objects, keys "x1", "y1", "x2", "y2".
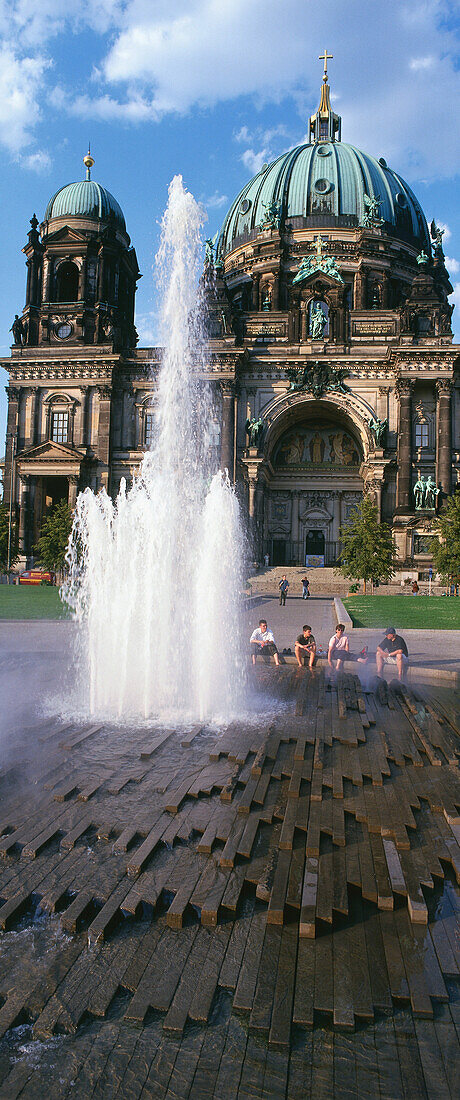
[{"x1": 259, "y1": 400, "x2": 366, "y2": 565}]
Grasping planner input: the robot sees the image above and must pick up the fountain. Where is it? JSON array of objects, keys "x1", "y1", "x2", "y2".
[{"x1": 63, "y1": 176, "x2": 246, "y2": 722}]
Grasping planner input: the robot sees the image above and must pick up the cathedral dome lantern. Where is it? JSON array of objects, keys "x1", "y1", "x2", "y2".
[{"x1": 216, "y1": 56, "x2": 431, "y2": 268}]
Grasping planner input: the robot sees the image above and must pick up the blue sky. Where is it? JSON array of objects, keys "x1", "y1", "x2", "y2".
[{"x1": 1, "y1": 0, "x2": 459, "y2": 449}]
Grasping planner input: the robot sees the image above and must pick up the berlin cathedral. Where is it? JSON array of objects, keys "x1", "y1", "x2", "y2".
[{"x1": 2, "y1": 57, "x2": 459, "y2": 571}]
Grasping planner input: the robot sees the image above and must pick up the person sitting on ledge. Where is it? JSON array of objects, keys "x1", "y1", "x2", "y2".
[
  {"x1": 295, "y1": 625, "x2": 317, "y2": 669},
  {"x1": 328, "y1": 623, "x2": 349, "y2": 672},
  {"x1": 376, "y1": 627, "x2": 409, "y2": 682},
  {"x1": 250, "y1": 619, "x2": 280, "y2": 666}
]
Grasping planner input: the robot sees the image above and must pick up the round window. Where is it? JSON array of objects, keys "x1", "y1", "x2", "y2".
[
  {"x1": 55, "y1": 321, "x2": 72, "y2": 339},
  {"x1": 317, "y1": 145, "x2": 331, "y2": 156},
  {"x1": 378, "y1": 157, "x2": 387, "y2": 168},
  {"x1": 396, "y1": 192, "x2": 407, "y2": 208},
  {"x1": 314, "y1": 178, "x2": 332, "y2": 194},
  {"x1": 239, "y1": 198, "x2": 251, "y2": 215}
]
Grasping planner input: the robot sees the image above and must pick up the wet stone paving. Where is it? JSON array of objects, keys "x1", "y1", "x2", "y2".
[{"x1": 0, "y1": 667, "x2": 459, "y2": 1097}]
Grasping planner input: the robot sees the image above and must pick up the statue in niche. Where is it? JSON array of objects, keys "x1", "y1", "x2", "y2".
[
  {"x1": 10, "y1": 314, "x2": 25, "y2": 345},
  {"x1": 425, "y1": 476, "x2": 440, "y2": 510},
  {"x1": 369, "y1": 416, "x2": 388, "y2": 447},
  {"x1": 261, "y1": 286, "x2": 272, "y2": 311},
  {"x1": 413, "y1": 475, "x2": 426, "y2": 510},
  {"x1": 309, "y1": 432, "x2": 325, "y2": 463},
  {"x1": 245, "y1": 416, "x2": 264, "y2": 448},
  {"x1": 309, "y1": 302, "x2": 327, "y2": 339}
]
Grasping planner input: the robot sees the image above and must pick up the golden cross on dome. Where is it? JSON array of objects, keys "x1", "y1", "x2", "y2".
[
  {"x1": 319, "y1": 49, "x2": 333, "y2": 78},
  {"x1": 312, "y1": 235, "x2": 326, "y2": 260}
]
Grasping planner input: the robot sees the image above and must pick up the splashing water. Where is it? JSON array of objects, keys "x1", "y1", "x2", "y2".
[{"x1": 63, "y1": 176, "x2": 247, "y2": 722}]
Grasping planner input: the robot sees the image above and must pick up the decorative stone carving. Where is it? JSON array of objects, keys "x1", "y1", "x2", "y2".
[{"x1": 285, "y1": 360, "x2": 350, "y2": 398}]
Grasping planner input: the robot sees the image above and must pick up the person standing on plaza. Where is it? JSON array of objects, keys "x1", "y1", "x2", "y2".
[
  {"x1": 327, "y1": 623, "x2": 350, "y2": 672},
  {"x1": 301, "y1": 575, "x2": 310, "y2": 599},
  {"x1": 250, "y1": 620, "x2": 280, "y2": 666},
  {"x1": 279, "y1": 574, "x2": 290, "y2": 605}
]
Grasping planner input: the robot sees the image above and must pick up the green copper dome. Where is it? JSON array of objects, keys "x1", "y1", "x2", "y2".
[
  {"x1": 217, "y1": 140, "x2": 430, "y2": 257},
  {"x1": 44, "y1": 179, "x2": 126, "y2": 231}
]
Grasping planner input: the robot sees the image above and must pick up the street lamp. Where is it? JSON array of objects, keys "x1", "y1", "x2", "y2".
[{"x1": 6, "y1": 431, "x2": 16, "y2": 582}]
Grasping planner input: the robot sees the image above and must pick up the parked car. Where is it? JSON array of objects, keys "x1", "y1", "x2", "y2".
[{"x1": 19, "y1": 569, "x2": 56, "y2": 586}]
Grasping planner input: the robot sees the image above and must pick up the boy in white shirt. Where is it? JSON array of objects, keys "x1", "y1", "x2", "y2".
[
  {"x1": 327, "y1": 623, "x2": 349, "y2": 671},
  {"x1": 250, "y1": 620, "x2": 280, "y2": 666}
]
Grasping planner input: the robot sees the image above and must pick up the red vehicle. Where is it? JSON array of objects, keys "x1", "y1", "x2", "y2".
[{"x1": 19, "y1": 569, "x2": 56, "y2": 586}]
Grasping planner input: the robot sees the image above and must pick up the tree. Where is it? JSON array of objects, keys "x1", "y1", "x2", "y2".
[
  {"x1": 0, "y1": 501, "x2": 19, "y2": 573},
  {"x1": 35, "y1": 499, "x2": 73, "y2": 575},
  {"x1": 336, "y1": 495, "x2": 396, "y2": 593},
  {"x1": 430, "y1": 491, "x2": 460, "y2": 582}
]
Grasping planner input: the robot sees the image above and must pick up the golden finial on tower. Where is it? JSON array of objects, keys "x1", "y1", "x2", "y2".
[
  {"x1": 318, "y1": 49, "x2": 333, "y2": 80},
  {"x1": 83, "y1": 143, "x2": 95, "y2": 181}
]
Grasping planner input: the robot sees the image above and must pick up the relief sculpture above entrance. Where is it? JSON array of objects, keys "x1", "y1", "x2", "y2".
[{"x1": 273, "y1": 423, "x2": 361, "y2": 467}]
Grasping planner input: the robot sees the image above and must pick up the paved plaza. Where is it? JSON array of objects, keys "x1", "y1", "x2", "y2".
[{"x1": 0, "y1": 617, "x2": 459, "y2": 1097}]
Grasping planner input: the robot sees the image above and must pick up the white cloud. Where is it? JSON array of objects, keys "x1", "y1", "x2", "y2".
[
  {"x1": 435, "y1": 221, "x2": 452, "y2": 242},
  {"x1": 49, "y1": 85, "x2": 153, "y2": 122},
  {"x1": 203, "y1": 191, "x2": 228, "y2": 209},
  {"x1": 445, "y1": 255, "x2": 459, "y2": 275},
  {"x1": 241, "y1": 147, "x2": 269, "y2": 175},
  {"x1": 409, "y1": 56, "x2": 435, "y2": 70},
  {"x1": 0, "y1": 45, "x2": 49, "y2": 153},
  {"x1": 21, "y1": 149, "x2": 52, "y2": 172},
  {"x1": 92, "y1": 0, "x2": 460, "y2": 180},
  {"x1": 0, "y1": 0, "x2": 459, "y2": 186},
  {"x1": 449, "y1": 281, "x2": 460, "y2": 333},
  {"x1": 136, "y1": 309, "x2": 159, "y2": 346}
]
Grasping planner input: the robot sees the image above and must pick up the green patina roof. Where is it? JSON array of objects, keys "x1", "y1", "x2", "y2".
[
  {"x1": 217, "y1": 141, "x2": 430, "y2": 256},
  {"x1": 44, "y1": 180, "x2": 126, "y2": 230}
]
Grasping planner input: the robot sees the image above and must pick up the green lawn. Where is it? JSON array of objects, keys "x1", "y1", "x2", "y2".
[
  {"x1": 0, "y1": 586, "x2": 71, "y2": 620},
  {"x1": 343, "y1": 595, "x2": 460, "y2": 630}
]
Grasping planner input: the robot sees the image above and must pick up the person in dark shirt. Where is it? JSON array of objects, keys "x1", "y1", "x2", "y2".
[
  {"x1": 376, "y1": 627, "x2": 409, "y2": 681},
  {"x1": 279, "y1": 575, "x2": 289, "y2": 605},
  {"x1": 295, "y1": 625, "x2": 316, "y2": 669}
]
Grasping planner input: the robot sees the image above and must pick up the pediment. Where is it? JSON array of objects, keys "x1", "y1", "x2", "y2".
[
  {"x1": 45, "y1": 226, "x2": 89, "y2": 244},
  {"x1": 17, "y1": 440, "x2": 84, "y2": 464}
]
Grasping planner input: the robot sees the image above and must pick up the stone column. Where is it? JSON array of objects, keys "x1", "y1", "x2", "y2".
[
  {"x1": 80, "y1": 386, "x2": 90, "y2": 446},
  {"x1": 18, "y1": 475, "x2": 29, "y2": 553},
  {"x1": 291, "y1": 491, "x2": 299, "y2": 564},
  {"x1": 42, "y1": 257, "x2": 51, "y2": 302},
  {"x1": 300, "y1": 303, "x2": 308, "y2": 342},
  {"x1": 272, "y1": 276, "x2": 279, "y2": 310},
  {"x1": 251, "y1": 275, "x2": 259, "y2": 311},
  {"x1": 220, "y1": 381, "x2": 235, "y2": 477},
  {"x1": 354, "y1": 269, "x2": 364, "y2": 309},
  {"x1": 96, "y1": 385, "x2": 112, "y2": 491},
  {"x1": 396, "y1": 379, "x2": 413, "y2": 512},
  {"x1": 4, "y1": 387, "x2": 20, "y2": 509},
  {"x1": 436, "y1": 379, "x2": 452, "y2": 498},
  {"x1": 27, "y1": 389, "x2": 37, "y2": 448},
  {"x1": 68, "y1": 475, "x2": 79, "y2": 510}
]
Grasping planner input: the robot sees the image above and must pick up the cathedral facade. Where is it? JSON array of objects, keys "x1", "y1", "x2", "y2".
[{"x1": 2, "y1": 66, "x2": 459, "y2": 572}]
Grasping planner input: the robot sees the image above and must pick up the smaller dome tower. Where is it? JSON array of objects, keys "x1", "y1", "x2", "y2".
[{"x1": 20, "y1": 150, "x2": 141, "y2": 349}]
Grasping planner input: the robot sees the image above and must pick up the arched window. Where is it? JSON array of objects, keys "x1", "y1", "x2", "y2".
[{"x1": 56, "y1": 261, "x2": 79, "y2": 302}]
